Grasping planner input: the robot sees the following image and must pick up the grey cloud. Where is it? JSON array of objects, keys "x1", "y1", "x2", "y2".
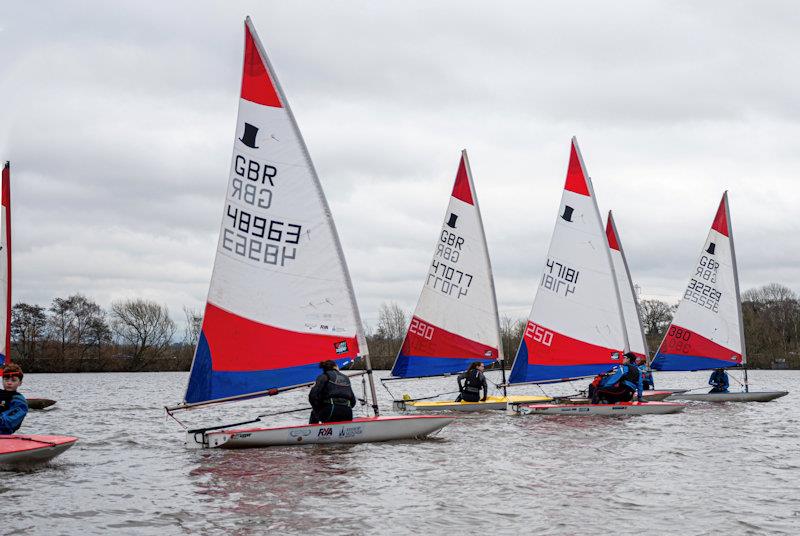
[{"x1": 2, "y1": 0, "x2": 800, "y2": 330}]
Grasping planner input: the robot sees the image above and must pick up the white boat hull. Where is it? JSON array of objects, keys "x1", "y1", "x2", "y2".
[
  {"x1": 511, "y1": 401, "x2": 686, "y2": 416},
  {"x1": 396, "y1": 395, "x2": 551, "y2": 412},
  {"x1": 0, "y1": 435, "x2": 78, "y2": 465},
  {"x1": 668, "y1": 391, "x2": 788, "y2": 402},
  {"x1": 567, "y1": 390, "x2": 675, "y2": 404},
  {"x1": 188, "y1": 415, "x2": 454, "y2": 449}
]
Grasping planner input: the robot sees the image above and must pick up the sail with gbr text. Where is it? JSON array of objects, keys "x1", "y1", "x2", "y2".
[
  {"x1": 509, "y1": 138, "x2": 628, "y2": 384},
  {"x1": 183, "y1": 18, "x2": 366, "y2": 405},
  {"x1": 606, "y1": 211, "x2": 649, "y2": 361},
  {"x1": 391, "y1": 151, "x2": 502, "y2": 378},
  {"x1": 652, "y1": 193, "x2": 743, "y2": 371}
]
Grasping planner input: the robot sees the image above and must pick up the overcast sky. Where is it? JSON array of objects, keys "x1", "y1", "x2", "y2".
[{"x1": 2, "y1": 1, "x2": 799, "y2": 331}]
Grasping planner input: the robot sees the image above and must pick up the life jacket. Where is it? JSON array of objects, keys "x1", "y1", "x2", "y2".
[
  {"x1": 0, "y1": 389, "x2": 16, "y2": 411},
  {"x1": 462, "y1": 369, "x2": 484, "y2": 393},
  {"x1": 322, "y1": 370, "x2": 353, "y2": 402},
  {"x1": 621, "y1": 364, "x2": 640, "y2": 388}
]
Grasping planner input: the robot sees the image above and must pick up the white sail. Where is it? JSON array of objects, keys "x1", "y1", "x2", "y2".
[
  {"x1": 391, "y1": 150, "x2": 502, "y2": 378},
  {"x1": 183, "y1": 18, "x2": 367, "y2": 405},
  {"x1": 509, "y1": 138, "x2": 628, "y2": 383},
  {"x1": 606, "y1": 211, "x2": 649, "y2": 360},
  {"x1": 652, "y1": 192, "x2": 743, "y2": 371}
]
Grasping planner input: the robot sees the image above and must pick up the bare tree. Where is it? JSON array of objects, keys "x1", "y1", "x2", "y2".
[
  {"x1": 48, "y1": 297, "x2": 72, "y2": 362},
  {"x1": 111, "y1": 299, "x2": 176, "y2": 367},
  {"x1": 500, "y1": 314, "x2": 526, "y2": 365},
  {"x1": 376, "y1": 302, "x2": 407, "y2": 340},
  {"x1": 639, "y1": 299, "x2": 675, "y2": 337},
  {"x1": 11, "y1": 303, "x2": 47, "y2": 370},
  {"x1": 47, "y1": 294, "x2": 109, "y2": 369},
  {"x1": 366, "y1": 302, "x2": 408, "y2": 368},
  {"x1": 182, "y1": 305, "x2": 203, "y2": 346},
  {"x1": 742, "y1": 283, "x2": 800, "y2": 366}
]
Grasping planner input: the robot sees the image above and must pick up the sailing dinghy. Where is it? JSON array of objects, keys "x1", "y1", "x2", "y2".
[
  {"x1": 651, "y1": 193, "x2": 787, "y2": 403},
  {"x1": 606, "y1": 210, "x2": 678, "y2": 401},
  {"x1": 166, "y1": 18, "x2": 452, "y2": 448},
  {"x1": 0, "y1": 163, "x2": 56, "y2": 410},
  {"x1": 0, "y1": 435, "x2": 77, "y2": 466},
  {"x1": 386, "y1": 151, "x2": 549, "y2": 412},
  {"x1": 556, "y1": 211, "x2": 675, "y2": 404},
  {"x1": 506, "y1": 139, "x2": 684, "y2": 416}
]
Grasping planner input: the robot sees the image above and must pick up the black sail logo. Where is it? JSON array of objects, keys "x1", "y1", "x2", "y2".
[
  {"x1": 446, "y1": 213, "x2": 458, "y2": 229},
  {"x1": 239, "y1": 122, "x2": 260, "y2": 149}
]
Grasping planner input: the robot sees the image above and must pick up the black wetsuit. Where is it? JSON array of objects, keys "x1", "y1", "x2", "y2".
[
  {"x1": 456, "y1": 368, "x2": 488, "y2": 402},
  {"x1": 308, "y1": 370, "x2": 356, "y2": 424}
]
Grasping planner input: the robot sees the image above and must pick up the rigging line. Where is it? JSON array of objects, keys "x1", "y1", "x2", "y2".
[
  {"x1": 398, "y1": 390, "x2": 462, "y2": 403},
  {"x1": 380, "y1": 378, "x2": 461, "y2": 403},
  {"x1": 729, "y1": 372, "x2": 745, "y2": 387},
  {"x1": 380, "y1": 378, "x2": 397, "y2": 400},
  {"x1": 682, "y1": 385, "x2": 715, "y2": 392},
  {"x1": 165, "y1": 407, "x2": 188, "y2": 430}
]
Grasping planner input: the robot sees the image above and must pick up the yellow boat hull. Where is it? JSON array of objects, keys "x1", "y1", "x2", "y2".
[{"x1": 395, "y1": 395, "x2": 552, "y2": 412}]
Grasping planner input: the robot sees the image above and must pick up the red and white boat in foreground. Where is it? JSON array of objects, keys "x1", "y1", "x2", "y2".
[
  {"x1": 167, "y1": 18, "x2": 453, "y2": 448},
  {"x1": 0, "y1": 435, "x2": 77, "y2": 465},
  {"x1": 505, "y1": 139, "x2": 685, "y2": 416}
]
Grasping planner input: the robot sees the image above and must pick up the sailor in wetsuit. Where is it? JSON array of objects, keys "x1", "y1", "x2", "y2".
[
  {"x1": 592, "y1": 353, "x2": 643, "y2": 404},
  {"x1": 456, "y1": 362, "x2": 488, "y2": 403},
  {"x1": 308, "y1": 360, "x2": 357, "y2": 424},
  {"x1": 708, "y1": 368, "x2": 730, "y2": 393},
  {"x1": 0, "y1": 364, "x2": 28, "y2": 434}
]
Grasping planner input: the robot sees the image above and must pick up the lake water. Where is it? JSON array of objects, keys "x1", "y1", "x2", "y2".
[{"x1": 6, "y1": 370, "x2": 799, "y2": 535}]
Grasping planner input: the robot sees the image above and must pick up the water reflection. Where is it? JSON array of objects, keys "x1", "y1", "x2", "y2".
[{"x1": 190, "y1": 444, "x2": 365, "y2": 533}]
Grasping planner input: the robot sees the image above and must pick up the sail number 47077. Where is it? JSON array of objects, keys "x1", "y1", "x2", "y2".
[{"x1": 525, "y1": 322, "x2": 554, "y2": 347}]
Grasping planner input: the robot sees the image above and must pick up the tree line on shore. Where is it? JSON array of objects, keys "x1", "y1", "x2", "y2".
[
  {"x1": 7, "y1": 283, "x2": 800, "y2": 373},
  {"x1": 365, "y1": 282, "x2": 800, "y2": 370}
]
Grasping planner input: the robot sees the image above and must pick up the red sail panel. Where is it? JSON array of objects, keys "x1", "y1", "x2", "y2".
[
  {"x1": 564, "y1": 140, "x2": 590, "y2": 196},
  {"x1": 400, "y1": 316, "x2": 497, "y2": 360},
  {"x1": 203, "y1": 303, "x2": 359, "y2": 372},
  {"x1": 240, "y1": 24, "x2": 282, "y2": 107},
  {"x1": 711, "y1": 194, "x2": 729, "y2": 237},
  {"x1": 450, "y1": 155, "x2": 474, "y2": 205}
]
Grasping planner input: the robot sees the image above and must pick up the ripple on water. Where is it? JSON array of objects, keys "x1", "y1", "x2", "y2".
[{"x1": 7, "y1": 370, "x2": 800, "y2": 535}]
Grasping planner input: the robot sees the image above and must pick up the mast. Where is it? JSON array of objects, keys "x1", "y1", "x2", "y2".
[
  {"x1": 577, "y1": 141, "x2": 630, "y2": 355},
  {"x1": 1, "y1": 161, "x2": 10, "y2": 366},
  {"x1": 463, "y1": 150, "x2": 507, "y2": 395},
  {"x1": 724, "y1": 191, "x2": 747, "y2": 392},
  {"x1": 609, "y1": 210, "x2": 650, "y2": 362}
]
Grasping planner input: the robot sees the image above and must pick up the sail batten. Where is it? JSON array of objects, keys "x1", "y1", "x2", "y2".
[
  {"x1": 652, "y1": 193, "x2": 743, "y2": 371},
  {"x1": 390, "y1": 151, "x2": 501, "y2": 378},
  {"x1": 509, "y1": 139, "x2": 627, "y2": 384},
  {"x1": 183, "y1": 18, "x2": 366, "y2": 405}
]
